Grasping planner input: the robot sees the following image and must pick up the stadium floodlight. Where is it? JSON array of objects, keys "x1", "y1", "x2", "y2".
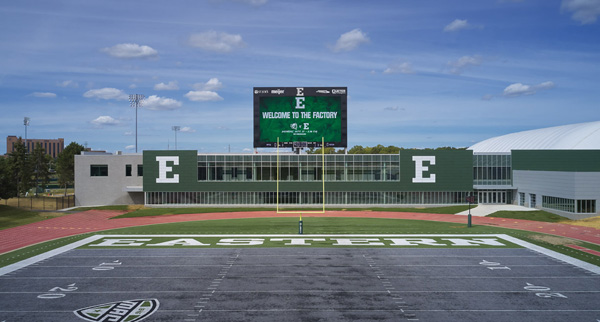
[
  {"x1": 129, "y1": 94, "x2": 145, "y2": 153},
  {"x1": 172, "y1": 126, "x2": 180, "y2": 150},
  {"x1": 24, "y1": 117, "x2": 30, "y2": 152}
]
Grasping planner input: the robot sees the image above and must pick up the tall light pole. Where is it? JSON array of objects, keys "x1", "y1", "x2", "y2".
[
  {"x1": 172, "y1": 126, "x2": 180, "y2": 150},
  {"x1": 129, "y1": 94, "x2": 145, "y2": 153},
  {"x1": 24, "y1": 117, "x2": 30, "y2": 152}
]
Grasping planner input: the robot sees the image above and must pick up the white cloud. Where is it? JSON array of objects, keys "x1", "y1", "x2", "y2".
[
  {"x1": 384, "y1": 106, "x2": 399, "y2": 111},
  {"x1": 30, "y1": 92, "x2": 57, "y2": 98},
  {"x1": 188, "y1": 31, "x2": 246, "y2": 53},
  {"x1": 125, "y1": 145, "x2": 135, "y2": 150},
  {"x1": 383, "y1": 62, "x2": 414, "y2": 74},
  {"x1": 154, "y1": 81, "x2": 179, "y2": 90},
  {"x1": 185, "y1": 90, "x2": 224, "y2": 101},
  {"x1": 57, "y1": 80, "x2": 78, "y2": 88},
  {"x1": 332, "y1": 28, "x2": 369, "y2": 52},
  {"x1": 143, "y1": 95, "x2": 183, "y2": 110},
  {"x1": 83, "y1": 88, "x2": 128, "y2": 100},
  {"x1": 561, "y1": 0, "x2": 600, "y2": 24},
  {"x1": 91, "y1": 116, "x2": 120, "y2": 126},
  {"x1": 536, "y1": 81, "x2": 556, "y2": 90},
  {"x1": 180, "y1": 126, "x2": 196, "y2": 133},
  {"x1": 503, "y1": 81, "x2": 555, "y2": 97},
  {"x1": 504, "y1": 83, "x2": 532, "y2": 96},
  {"x1": 444, "y1": 19, "x2": 470, "y2": 32},
  {"x1": 193, "y1": 78, "x2": 223, "y2": 91},
  {"x1": 102, "y1": 43, "x2": 158, "y2": 59},
  {"x1": 447, "y1": 55, "x2": 483, "y2": 74}
]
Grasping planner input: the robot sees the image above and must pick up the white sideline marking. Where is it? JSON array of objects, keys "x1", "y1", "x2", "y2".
[
  {"x1": 0, "y1": 235, "x2": 102, "y2": 276},
  {"x1": 499, "y1": 234, "x2": 600, "y2": 274}
]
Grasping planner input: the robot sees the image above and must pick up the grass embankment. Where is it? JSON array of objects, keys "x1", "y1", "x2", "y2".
[
  {"x1": 0, "y1": 205, "x2": 65, "y2": 230},
  {"x1": 486, "y1": 210, "x2": 571, "y2": 223},
  {"x1": 487, "y1": 210, "x2": 600, "y2": 229}
]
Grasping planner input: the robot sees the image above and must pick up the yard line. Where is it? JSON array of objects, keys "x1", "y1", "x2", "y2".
[
  {"x1": 3, "y1": 275, "x2": 597, "y2": 279},
  {"x1": 412, "y1": 309, "x2": 600, "y2": 312}
]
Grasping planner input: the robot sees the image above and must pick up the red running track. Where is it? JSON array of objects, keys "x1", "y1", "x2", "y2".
[{"x1": 1, "y1": 210, "x2": 599, "y2": 255}]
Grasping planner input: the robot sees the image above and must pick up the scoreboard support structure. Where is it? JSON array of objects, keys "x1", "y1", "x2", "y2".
[{"x1": 277, "y1": 137, "x2": 326, "y2": 234}]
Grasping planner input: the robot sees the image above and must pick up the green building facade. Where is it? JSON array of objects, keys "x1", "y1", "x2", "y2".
[{"x1": 142, "y1": 150, "x2": 474, "y2": 207}]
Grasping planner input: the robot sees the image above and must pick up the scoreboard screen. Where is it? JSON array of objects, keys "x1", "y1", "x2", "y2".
[{"x1": 253, "y1": 87, "x2": 347, "y2": 148}]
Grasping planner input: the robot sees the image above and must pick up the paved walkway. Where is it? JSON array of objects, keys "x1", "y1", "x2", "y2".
[
  {"x1": 456, "y1": 204, "x2": 538, "y2": 216},
  {"x1": 1, "y1": 210, "x2": 600, "y2": 255}
]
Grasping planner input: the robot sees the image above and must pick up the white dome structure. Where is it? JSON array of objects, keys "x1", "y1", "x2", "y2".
[{"x1": 469, "y1": 121, "x2": 600, "y2": 153}]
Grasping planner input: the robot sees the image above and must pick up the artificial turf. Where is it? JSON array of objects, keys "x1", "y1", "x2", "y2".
[{"x1": 2, "y1": 216, "x2": 599, "y2": 269}]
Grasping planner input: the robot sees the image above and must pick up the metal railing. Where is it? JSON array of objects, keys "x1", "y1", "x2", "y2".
[{"x1": 2, "y1": 195, "x2": 75, "y2": 211}]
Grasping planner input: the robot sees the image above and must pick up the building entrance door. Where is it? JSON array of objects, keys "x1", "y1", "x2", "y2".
[{"x1": 477, "y1": 190, "x2": 507, "y2": 204}]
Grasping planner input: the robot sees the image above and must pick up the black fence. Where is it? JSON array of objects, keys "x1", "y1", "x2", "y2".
[{"x1": 2, "y1": 195, "x2": 75, "y2": 211}]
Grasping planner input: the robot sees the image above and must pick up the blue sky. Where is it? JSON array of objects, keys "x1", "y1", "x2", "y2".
[{"x1": 1, "y1": 0, "x2": 599, "y2": 153}]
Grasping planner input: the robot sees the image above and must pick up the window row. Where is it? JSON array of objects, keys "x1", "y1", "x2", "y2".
[
  {"x1": 542, "y1": 195, "x2": 597, "y2": 214},
  {"x1": 472, "y1": 154, "x2": 512, "y2": 186},
  {"x1": 197, "y1": 154, "x2": 400, "y2": 163},
  {"x1": 197, "y1": 166, "x2": 400, "y2": 182},
  {"x1": 90, "y1": 164, "x2": 143, "y2": 177},
  {"x1": 145, "y1": 191, "x2": 473, "y2": 205}
]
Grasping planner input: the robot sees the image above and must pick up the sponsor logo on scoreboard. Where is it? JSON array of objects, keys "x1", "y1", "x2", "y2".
[
  {"x1": 332, "y1": 89, "x2": 346, "y2": 94},
  {"x1": 74, "y1": 299, "x2": 159, "y2": 322},
  {"x1": 271, "y1": 89, "x2": 285, "y2": 95},
  {"x1": 316, "y1": 89, "x2": 330, "y2": 94}
]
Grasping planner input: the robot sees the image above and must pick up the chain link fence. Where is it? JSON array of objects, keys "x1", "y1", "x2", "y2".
[{"x1": 1, "y1": 195, "x2": 75, "y2": 211}]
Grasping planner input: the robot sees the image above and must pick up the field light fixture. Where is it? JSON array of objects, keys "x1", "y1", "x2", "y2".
[
  {"x1": 129, "y1": 94, "x2": 145, "y2": 153},
  {"x1": 172, "y1": 126, "x2": 180, "y2": 150}
]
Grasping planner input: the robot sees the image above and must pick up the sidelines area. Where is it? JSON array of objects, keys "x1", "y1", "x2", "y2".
[{"x1": 0, "y1": 234, "x2": 599, "y2": 321}]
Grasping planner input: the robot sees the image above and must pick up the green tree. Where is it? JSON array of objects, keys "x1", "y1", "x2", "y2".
[
  {"x1": 382, "y1": 145, "x2": 401, "y2": 154},
  {"x1": 31, "y1": 142, "x2": 52, "y2": 195},
  {"x1": 7, "y1": 138, "x2": 34, "y2": 195},
  {"x1": 348, "y1": 145, "x2": 365, "y2": 154},
  {"x1": 0, "y1": 157, "x2": 17, "y2": 200},
  {"x1": 56, "y1": 142, "x2": 85, "y2": 196}
]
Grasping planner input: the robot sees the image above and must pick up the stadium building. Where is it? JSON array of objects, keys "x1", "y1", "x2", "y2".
[{"x1": 74, "y1": 121, "x2": 600, "y2": 219}]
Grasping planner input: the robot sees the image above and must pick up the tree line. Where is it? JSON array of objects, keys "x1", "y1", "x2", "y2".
[
  {"x1": 0, "y1": 138, "x2": 84, "y2": 199},
  {"x1": 307, "y1": 144, "x2": 466, "y2": 154}
]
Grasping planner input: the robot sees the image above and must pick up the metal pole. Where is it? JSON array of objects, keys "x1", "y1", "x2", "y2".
[
  {"x1": 135, "y1": 101, "x2": 138, "y2": 153},
  {"x1": 467, "y1": 195, "x2": 473, "y2": 228},
  {"x1": 172, "y1": 126, "x2": 180, "y2": 150},
  {"x1": 129, "y1": 95, "x2": 144, "y2": 153},
  {"x1": 24, "y1": 117, "x2": 30, "y2": 153}
]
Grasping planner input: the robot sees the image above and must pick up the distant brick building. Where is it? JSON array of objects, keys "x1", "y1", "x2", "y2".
[{"x1": 6, "y1": 136, "x2": 64, "y2": 158}]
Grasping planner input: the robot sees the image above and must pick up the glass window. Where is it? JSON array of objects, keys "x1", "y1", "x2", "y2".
[
  {"x1": 125, "y1": 164, "x2": 132, "y2": 176},
  {"x1": 137, "y1": 165, "x2": 143, "y2": 176},
  {"x1": 90, "y1": 165, "x2": 108, "y2": 176},
  {"x1": 577, "y1": 200, "x2": 596, "y2": 214}
]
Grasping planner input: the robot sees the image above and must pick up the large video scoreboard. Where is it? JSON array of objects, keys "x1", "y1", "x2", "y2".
[{"x1": 253, "y1": 87, "x2": 347, "y2": 148}]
